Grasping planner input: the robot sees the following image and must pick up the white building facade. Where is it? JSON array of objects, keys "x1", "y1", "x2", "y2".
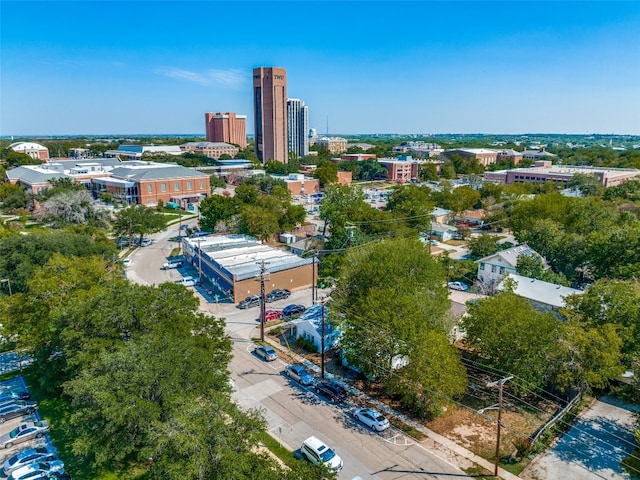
[{"x1": 287, "y1": 98, "x2": 309, "y2": 158}]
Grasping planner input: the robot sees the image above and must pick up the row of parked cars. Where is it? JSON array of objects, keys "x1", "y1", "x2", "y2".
[
  {"x1": 237, "y1": 289, "x2": 293, "y2": 309},
  {"x1": 287, "y1": 366, "x2": 390, "y2": 473},
  {"x1": 0, "y1": 381, "x2": 68, "y2": 480}
]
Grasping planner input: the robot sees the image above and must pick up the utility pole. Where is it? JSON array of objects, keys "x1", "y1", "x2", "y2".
[
  {"x1": 488, "y1": 375, "x2": 513, "y2": 477},
  {"x1": 256, "y1": 260, "x2": 270, "y2": 341},
  {"x1": 312, "y1": 252, "x2": 317, "y2": 304},
  {"x1": 320, "y1": 296, "x2": 326, "y2": 379}
]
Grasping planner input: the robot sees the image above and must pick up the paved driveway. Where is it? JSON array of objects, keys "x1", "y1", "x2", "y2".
[{"x1": 522, "y1": 396, "x2": 638, "y2": 480}]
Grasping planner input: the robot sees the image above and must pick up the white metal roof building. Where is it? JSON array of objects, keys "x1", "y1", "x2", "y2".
[
  {"x1": 181, "y1": 234, "x2": 314, "y2": 302},
  {"x1": 498, "y1": 273, "x2": 583, "y2": 314}
]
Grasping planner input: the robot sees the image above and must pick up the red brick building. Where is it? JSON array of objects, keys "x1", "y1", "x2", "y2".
[{"x1": 205, "y1": 112, "x2": 247, "y2": 148}]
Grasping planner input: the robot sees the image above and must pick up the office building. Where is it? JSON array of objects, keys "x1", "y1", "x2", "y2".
[
  {"x1": 204, "y1": 112, "x2": 247, "y2": 149},
  {"x1": 316, "y1": 137, "x2": 348, "y2": 154},
  {"x1": 253, "y1": 67, "x2": 288, "y2": 163},
  {"x1": 287, "y1": 98, "x2": 309, "y2": 158}
]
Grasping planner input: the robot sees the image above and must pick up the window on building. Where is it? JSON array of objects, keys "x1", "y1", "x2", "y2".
[
  {"x1": 187, "y1": 181, "x2": 192, "y2": 190},
  {"x1": 491, "y1": 265, "x2": 496, "y2": 273},
  {"x1": 500, "y1": 267, "x2": 505, "y2": 274},
  {"x1": 199, "y1": 180, "x2": 204, "y2": 189},
  {"x1": 148, "y1": 184, "x2": 153, "y2": 193},
  {"x1": 480, "y1": 263, "x2": 485, "y2": 270},
  {"x1": 161, "y1": 183, "x2": 166, "y2": 192},
  {"x1": 174, "y1": 182, "x2": 180, "y2": 191}
]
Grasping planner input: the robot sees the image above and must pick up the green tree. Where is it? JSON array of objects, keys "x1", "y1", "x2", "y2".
[
  {"x1": 313, "y1": 160, "x2": 338, "y2": 186},
  {"x1": 210, "y1": 175, "x2": 227, "y2": 189},
  {"x1": 235, "y1": 184, "x2": 261, "y2": 204},
  {"x1": 386, "y1": 184, "x2": 434, "y2": 232},
  {"x1": 37, "y1": 190, "x2": 108, "y2": 229},
  {"x1": 112, "y1": 204, "x2": 167, "y2": 246},
  {"x1": 466, "y1": 234, "x2": 500, "y2": 260},
  {"x1": 238, "y1": 205, "x2": 279, "y2": 241},
  {"x1": 461, "y1": 290, "x2": 560, "y2": 392},
  {"x1": 448, "y1": 186, "x2": 481, "y2": 215},
  {"x1": 419, "y1": 163, "x2": 439, "y2": 182},
  {"x1": 0, "y1": 183, "x2": 31, "y2": 211},
  {"x1": 333, "y1": 238, "x2": 466, "y2": 416},
  {"x1": 568, "y1": 173, "x2": 604, "y2": 197},
  {"x1": 199, "y1": 194, "x2": 241, "y2": 233},
  {"x1": 357, "y1": 159, "x2": 386, "y2": 181}
]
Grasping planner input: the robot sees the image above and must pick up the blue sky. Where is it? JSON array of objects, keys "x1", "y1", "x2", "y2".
[{"x1": 2, "y1": 1, "x2": 639, "y2": 136}]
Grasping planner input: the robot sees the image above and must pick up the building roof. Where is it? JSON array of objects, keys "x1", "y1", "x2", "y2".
[
  {"x1": 9, "y1": 142, "x2": 48, "y2": 152},
  {"x1": 183, "y1": 234, "x2": 313, "y2": 281},
  {"x1": 477, "y1": 244, "x2": 544, "y2": 269},
  {"x1": 430, "y1": 222, "x2": 458, "y2": 233},
  {"x1": 431, "y1": 207, "x2": 452, "y2": 217},
  {"x1": 181, "y1": 142, "x2": 236, "y2": 148},
  {"x1": 498, "y1": 273, "x2": 583, "y2": 308},
  {"x1": 290, "y1": 304, "x2": 340, "y2": 337},
  {"x1": 5, "y1": 165, "x2": 69, "y2": 184},
  {"x1": 109, "y1": 162, "x2": 209, "y2": 181},
  {"x1": 521, "y1": 150, "x2": 557, "y2": 157},
  {"x1": 448, "y1": 148, "x2": 498, "y2": 155}
]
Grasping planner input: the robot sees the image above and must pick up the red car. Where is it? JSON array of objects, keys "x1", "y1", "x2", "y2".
[{"x1": 264, "y1": 310, "x2": 283, "y2": 322}]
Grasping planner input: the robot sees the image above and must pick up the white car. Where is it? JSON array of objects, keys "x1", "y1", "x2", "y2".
[
  {"x1": 353, "y1": 407, "x2": 390, "y2": 431},
  {"x1": 300, "y1": 436, "x2": 343, "y2": 473},
  {"x1": 122, "y1": 258, "x2": 132, "y2": 267},
  {"x1": 447, "y1": 281, "x2": 470, "y2": 291},
  {"x1": 175, "y1": 276, "x2": 199, "y2": 287},
  {"x1": 8, "y1": 459, "x2": 64, "y2": 480}
]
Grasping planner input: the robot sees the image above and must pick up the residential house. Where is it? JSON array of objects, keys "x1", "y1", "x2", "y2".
[
  {"x1": 477, "y1": 244, "x2": 545, "y2": 289},
  {"x1": 454, "y1": 209, "x2": 485, "y2": 227},
  {"x1": 290, "y1": 304, "x2": 341, "y2": 353},
  {"x1": 498, "y1": 273, "x2": 583, "y2": 316},
  {"x1": 430, "y1": 222, "x2": 458, "y2": 242},
  {"x1": 431, "y1": 207, "x2": 452, "y2": 224}
]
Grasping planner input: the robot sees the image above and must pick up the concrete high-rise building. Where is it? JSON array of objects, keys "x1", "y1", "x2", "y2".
[
  {"x1": 253, "y1": 67, "x2": 288, "y2": 163},
  {"x1": 204, "y1": 112, "x2": 247, "y2": 149},
  {"x1": 287, "y1": 98, "x2": 309, "y2": 158}
]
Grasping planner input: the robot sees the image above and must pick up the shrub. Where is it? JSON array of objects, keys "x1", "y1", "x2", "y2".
[{"x1": 295, "y1": 336, "x2": 318, "y2": 353}]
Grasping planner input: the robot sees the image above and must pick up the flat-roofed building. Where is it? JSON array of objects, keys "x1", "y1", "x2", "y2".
[
  {"x1": 205, "y1": 112, "x2": 247, "y2": 148},
  {"x1": 483, "y1": 162, "x2": 640, "y2": 188},
  {"x1": 378, "y1": 155, "x2": 422, "y2": 183},
  {"x1": 105, "y1": 145, "x2": 183, "y2": 159},
  {"x1": 270, "y1": 173, "x2": 320, "y2": 196},
  {"x1": 181, "y1": 234, "x2": 314, "y2": 302},
  {"x1": 253, "y1": 67, "x2": 288, "y2": 163},
  {"x1": 316, "y1": 137, "x2": 348, "y2": 154},
  {"x1": 443, "y1": 148, "x2": 498, "y2": 167},
  {"x1": 287, "y1": 98, "x2": 309, "y2": 158},
  {"x1": 181, "y1": 141, "x2": 239, "y2": 159}
]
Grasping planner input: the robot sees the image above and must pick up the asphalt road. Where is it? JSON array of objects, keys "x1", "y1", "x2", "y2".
[{"x1": 127, "y1": 225, "x2": 471, "y2": 479}]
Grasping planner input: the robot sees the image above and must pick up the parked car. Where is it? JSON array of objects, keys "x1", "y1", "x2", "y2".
[
  {"x1": 447, "y1": 281, "x2": 470, "y2": 291},
  {"x1": 161, "y1": 260, "x2": 183, "y2": 270},
  {"x1": 300, "y1": 436, "x2": 343, "y2": 473},
  {"x1": 284, "y1": 365, "x2": 314, "y2": 386},
  {"x1": 315, "y1": 381, "x2": 347, "y2": 403},
  {"x1": 237, "y1": 295, "x2": 261, "y2": 309},
  {"x1": 0, "y1": 421, "x2": 50, "y2": 449},
  {"x1": 266, "y1": 289, "x2": 291, "y2": 303},
  {"x1": 0, "y1": 391, "x2": 30, "y2": 403},
  {"x1": 3, "y1": 445, "x2": 58, "y2": 476},
  {"x1": 139, "y1": 238, "x2": 152, "y2": 247},
  {"x1": 8, "y1": 460, "x2": 64, "y2": 480},
  {"x1": 353, "y1": 408, "x2": 390, "y2": 432},
  {"x1": 254, "y1": 345, "x2": 278, "y2": 362},
  {"x1": 0, "y1": 401, "x2": 38, "y2": 423},
  {"x1": 282, "y1": 304, "x2": 306, "y2": 317},
  {"x1": 122, "y1": 258, "x2": 132, "y2": 267},
  {"x1": 175, "y1": 276, "x2": 199, "y2": 287},
  {"x1": 264, "y1": 310, "x2": 283, "y2": 322}
]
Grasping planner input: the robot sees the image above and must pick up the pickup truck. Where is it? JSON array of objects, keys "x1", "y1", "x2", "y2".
[{"x1": 161, "y1": 260, "x2": 183, "y2": 270}]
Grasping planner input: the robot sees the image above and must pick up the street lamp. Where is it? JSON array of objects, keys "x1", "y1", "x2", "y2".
[{"x1": 479, "y1": 375, "x2": 513, "y2": 477}]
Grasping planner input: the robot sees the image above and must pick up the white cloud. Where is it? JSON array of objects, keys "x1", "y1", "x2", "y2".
[{"x1": 155, "y1": 67, "x2": 245, "y2": 88}]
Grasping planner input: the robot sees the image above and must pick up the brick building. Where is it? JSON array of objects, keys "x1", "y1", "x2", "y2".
[
  {"x1": 181, "y1": 142, "x2": 239, "y2": 159},
  {"x1": 204, "y1": 112, "x2": 247, "y2": 148}
]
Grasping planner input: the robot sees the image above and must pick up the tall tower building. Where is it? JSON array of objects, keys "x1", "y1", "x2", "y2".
[
  {"x1": 253, "y1": 67, "x2": 288, "y2": 163},
  {"x1": 287, "y1": 98, "x2": 309, "y2": 158},
  {"x1": 204, "y1": 112, "x2": 247, "y2": 149}
]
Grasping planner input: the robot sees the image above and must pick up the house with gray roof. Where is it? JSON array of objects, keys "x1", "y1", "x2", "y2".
[
  {"x1": 477, "y1": 244, "x2": 546, "y2": 289},
  {"x1": 498, "y1": 273, "x2": 583, "y2": 315}
]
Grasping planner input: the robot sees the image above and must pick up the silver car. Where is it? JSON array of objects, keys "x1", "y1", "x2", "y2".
[
  {"x1": 254, "y1": 346, "x2": 277, "y2": 362},
  {"x1": 8, "y1": 459, "x2": 64, "y2": 480},
  {"x1": 353, "y1": 408, "x2": 390, "y2": 432},
  {"x1": 3, "y1": 445, "x2": 58, "y2": 476},
  {"x1": 0, "y1": 421, "x2": 50, "y2": 449}
]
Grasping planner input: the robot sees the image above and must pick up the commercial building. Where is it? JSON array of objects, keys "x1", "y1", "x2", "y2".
[
  {"x1": 181, "y1": 234, "x2": 314, "y2": 302},
  {"x1": 253, "y1": 67, "x2": 288, "y2": 163},
  {"x1": 442, "y1": 148, "x2": 499, "y2": 167},
  {"x1": 316, "y1": 137, "x2": 348, "y2": 154},
  {"x1": 378, "y1": 156, "x2": 422, "y2": 183},
  {"x1": 105, "y1": 145, "x2": 183, "y2": 159},
  {"x1": 9, "y1": 142, "x2": 49, "y2": 161},
  {"x1": 91, "y1": 161, "x2": 210, "y2": 207},
  {"x1": 181, "y1": 142, "x2": 239, "y2": 160},
  {"x1": 393, "y1": 141, "x2": 443, "y2": 158},
  {"x1": 271, "y1": 173, "x2": 320, "y2": 196},
  {"x1": 287, "y1": 98, "x2": 309, "y2": 158},
  {"x1": 483, "y1": 162, "x2": 640, "y2": 188},
  {"x1": 204, "y1": 112, "x2": 247, "y2": 148}
]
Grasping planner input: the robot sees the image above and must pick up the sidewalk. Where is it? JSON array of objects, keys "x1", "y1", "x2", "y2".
[{"x1": 262, "y1": 333, "x2": 523, "y2": 480}]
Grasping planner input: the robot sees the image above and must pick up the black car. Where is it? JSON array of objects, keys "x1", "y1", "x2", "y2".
[
  {"x1": 315, "y1": 381, "x2": 347, "y2": 403},
  {"x1": 282, "y1": 304, "x2": 306, "y2": 317},
  {"x1": 237, "y1": 295, "x2": 261, "y2": 309},
  {"x1": 266, "y1": 289, "x2": 291, "y2": 303},
  {"x1": 0, "y1": 401, "x2": 38, "y2": 423}
]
